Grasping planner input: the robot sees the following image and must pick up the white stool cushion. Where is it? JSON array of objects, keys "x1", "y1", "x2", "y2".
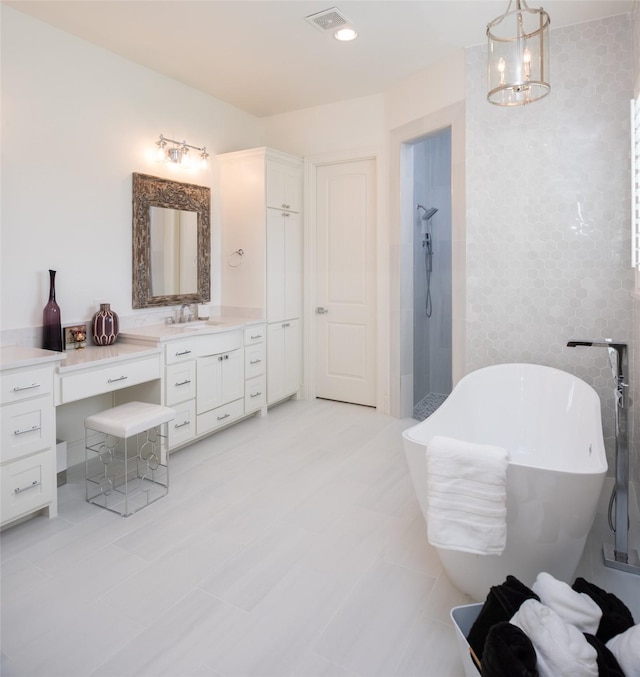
[{"x1": 85, "y1": 401, "x2": 175, "y2": 438}]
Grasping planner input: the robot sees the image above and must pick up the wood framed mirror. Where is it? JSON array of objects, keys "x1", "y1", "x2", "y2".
[{"x1": 132, "y1": 173, "x2": 210, "y2": 308}]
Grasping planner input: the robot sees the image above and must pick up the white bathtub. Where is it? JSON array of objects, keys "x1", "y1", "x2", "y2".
[{"x1": 403, "y1": 363, "x2": 607, "y2": 601}]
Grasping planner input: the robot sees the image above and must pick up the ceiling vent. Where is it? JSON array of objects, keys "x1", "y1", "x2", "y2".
[{"x1": 305, "y1": 7, "x2": 351, "y2": 32}]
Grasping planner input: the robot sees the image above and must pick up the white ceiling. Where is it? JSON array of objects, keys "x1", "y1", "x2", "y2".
[{"x1": 4, "y1": 0, "x2": 634, "y2": 117}]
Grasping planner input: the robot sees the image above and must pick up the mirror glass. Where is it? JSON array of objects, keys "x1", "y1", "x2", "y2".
[
  {"x1": 132, "y1": 173, "x2": 210, "y2": 308},
  {"x1": 149, "y1": 207, "x2": 198, "y2": 296}
]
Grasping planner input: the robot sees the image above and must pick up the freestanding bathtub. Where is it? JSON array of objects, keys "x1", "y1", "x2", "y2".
[{"x1": 403, "y1": 363, "x2": 607, "y2": 601}]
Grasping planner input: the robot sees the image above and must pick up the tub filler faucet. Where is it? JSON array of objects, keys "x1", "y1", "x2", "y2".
[{"x1": 567, "y1": 339, "x2": 639, "y2": 575}]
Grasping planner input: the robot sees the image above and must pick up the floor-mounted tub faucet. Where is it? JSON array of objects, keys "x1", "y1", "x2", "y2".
[{"x1": 567, "y1": 339, "x2": 639, "y2": 575}]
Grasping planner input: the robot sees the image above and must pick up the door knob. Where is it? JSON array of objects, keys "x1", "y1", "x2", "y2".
[{"x1": 316, "y1": 307, "x2": 328, "y2": 314}]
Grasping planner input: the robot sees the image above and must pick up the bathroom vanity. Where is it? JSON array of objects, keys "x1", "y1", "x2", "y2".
[
  {"x1": 118, "y1": 318, "x2": 269, "y2": 450},
  {"x1": 0, "y1": 318, "x2": 280, "y2": 528},
  {"x1": 1, "y1": 347, "x2": 64, "y2": 527}
]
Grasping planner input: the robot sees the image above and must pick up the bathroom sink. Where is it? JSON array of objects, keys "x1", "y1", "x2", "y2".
[{"x1": 174, "y1": 320, "x2": 226, "y2": 332}]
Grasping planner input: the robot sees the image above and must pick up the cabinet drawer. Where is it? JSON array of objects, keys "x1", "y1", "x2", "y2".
[
  {"x1": 245, "y1": 375, "x2": 266, "y2": 414},
  {"x1": 1, "y1": 397, "x2": 55, "y2": 463},
  {"x1": 244, "y1": 344, "x2": 265, "y2": 379},
  {"x1": 1, "y1": 366, "x2": 53, "y2": 405},
  {"x1": 196, "y1": 398, "x2": 244, "y2": 437},
  {"x1": 1, "y1": 449, "x2": 54, "y2": 526},
  {"x1": 165, "y1": 361, "x2": 196, "y2": 406},
  {"x1": 60, "y1": 356, "x2": 160, "y2": 404},
  {"x1": 165, "y1": 338, "x2": 200, "y2": 364},
  {"x1": 168, "y1": 399, "x2": 196, "y2": 449},
  {"x1": 244, "y1": 325, "x2": 266, "y2": 346}
]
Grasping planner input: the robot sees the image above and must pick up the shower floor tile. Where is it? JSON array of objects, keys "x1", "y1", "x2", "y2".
[{"x1": 413, "y1": 392, "x2": 448, "y2": 421}]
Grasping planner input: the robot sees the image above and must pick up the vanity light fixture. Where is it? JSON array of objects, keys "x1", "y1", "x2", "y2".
[
  {"x1": 155, "y1": 134, "x2": 209, "y2": 169},
  {"x1": 486, "y1": 0, "x2": 550, "y2": 106}
]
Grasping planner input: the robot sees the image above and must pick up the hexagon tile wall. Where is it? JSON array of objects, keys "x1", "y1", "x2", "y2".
[{"x1": 465, "y1": 13, "x2": 634, "y2": 476}]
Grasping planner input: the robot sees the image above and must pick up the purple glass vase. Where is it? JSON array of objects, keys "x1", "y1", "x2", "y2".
[
  {"x1": 92, "y1": 303, "x2": 119, "y2": 346},
  {"x1": 42, "y1": 269, "x2": 63, "y2": 352}
]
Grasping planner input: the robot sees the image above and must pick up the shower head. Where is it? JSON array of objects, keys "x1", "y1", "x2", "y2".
[{"x1": 417, "y1": 205, "x2": 438, "y2": 221}]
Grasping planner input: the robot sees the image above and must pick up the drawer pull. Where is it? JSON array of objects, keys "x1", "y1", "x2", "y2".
[
  {"x1": 12, "y1": 383, "x2": 41, "y2": 392},
  {"x1": 250, "y1": 391, "x2": 262, "y2": 398},
  {"x1": 175, "y1": 379, "x2": 192, "y2": 387},
  {"x1": 174, "y1": 420, "x2": 190, "y2": 429},
  {"x1": 250, "y1": 359, "x2": 262, "y2": 365},
  {"x1": 224, "y1": 354, "x2": 229, "y2": 360},
  {"x1": 15, "y1": 480, "x2": 41, "y2": 495},
  {"x1": 250, "y1": 334, "x2": 263, "y2": 340},
  {"x1": 282, "y1": 322, "x2": 291, "y2": 328},
  {"x1": 217, "y1": 413, "x2": 230, "y2": 421},
  {"x1": 175, "y1": 349, "x2": 192, "y2": 356},
  {"x1": 14, "y1": 425, "x2": 41, "y2": 436},
  {"x1": 107, "y1": 376, "x2": 128, "y2": 384}
]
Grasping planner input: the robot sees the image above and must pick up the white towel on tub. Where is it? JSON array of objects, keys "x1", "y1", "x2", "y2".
[{"x1": 426, "y1": 435, "x2": 509, "y2": 555}]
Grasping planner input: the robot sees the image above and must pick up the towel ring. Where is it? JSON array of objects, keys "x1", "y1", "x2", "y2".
[{"x1": 228, "y1": 249, "x2": 244, "y2": 267}]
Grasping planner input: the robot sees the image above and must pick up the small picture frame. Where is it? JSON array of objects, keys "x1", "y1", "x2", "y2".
[{"x1": 64, "y1": 323, "x2": 88, "y2": 350}]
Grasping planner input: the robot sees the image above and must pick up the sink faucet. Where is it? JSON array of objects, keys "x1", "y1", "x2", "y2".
[{"x1": 180, "y1": 304, "x2": 192, "y2": 323}]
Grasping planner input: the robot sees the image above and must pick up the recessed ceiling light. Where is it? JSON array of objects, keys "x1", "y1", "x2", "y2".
[{"x1": 334, "y1": 27, "x2": 357, "y2": 41}]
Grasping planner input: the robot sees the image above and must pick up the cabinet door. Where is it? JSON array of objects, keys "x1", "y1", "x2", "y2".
[
  {"x1": 266, "y1": 159, "x2": 301, "y2": 212},
  {"x1": 283, "y1": 319, "x2": 302, "y2": 396},
  {"x1": 266, "y1": 210, "x2": 302, "y2": 323},
  {"x1": 196, "y1": 354, "x2": 223, "y2": 414},
  {"x1": 267, "y1": 320, "x2": 301, "y2": 405},
  {"x1": 221, "y1": 348, "x2": 244, "y2": 403},
  {"x1": 197, "y1": 349, "x2": 244, "y2": 415},
  {"x1": 267, "y1": 322, "x2": 285, "y2": 405}
]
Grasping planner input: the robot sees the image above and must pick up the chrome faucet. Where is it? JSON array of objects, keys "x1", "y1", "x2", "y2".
[
  {"x1": 567, "y1": 338, "x2": 638, "y2": 574},
  {"x1": 179, "y1": 304, "x2": 192, "y2": 323}
]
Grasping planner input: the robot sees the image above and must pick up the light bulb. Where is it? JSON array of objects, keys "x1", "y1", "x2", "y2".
[
  {"x1": 334, "y1": 27, "x2": 357, "y2": 41},
  {"x1": 498, "y1": 57, "x2": 506, "y2": 85},
  {"x1": 523, "y1": 48, "x2": 531, "y2": 80}
]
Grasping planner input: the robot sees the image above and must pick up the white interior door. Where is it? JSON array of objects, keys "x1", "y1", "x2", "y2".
[{"x1": 315, "y1": 158, "x2": 376, "y2": 406}]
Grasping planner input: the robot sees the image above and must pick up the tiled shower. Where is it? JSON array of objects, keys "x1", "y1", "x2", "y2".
[{"x1": 412, "y1": 129, "x2": 453, "y2": 420}]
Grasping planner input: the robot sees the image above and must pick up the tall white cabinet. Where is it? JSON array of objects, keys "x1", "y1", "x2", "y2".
[{"x1": 219, "y1": 148, "x2": 303, "y2": 405}]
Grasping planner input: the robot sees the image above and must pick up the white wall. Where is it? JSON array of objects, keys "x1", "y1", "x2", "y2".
[{"x1": 0, "y1": 6, "x2": 264, "y2": 334}]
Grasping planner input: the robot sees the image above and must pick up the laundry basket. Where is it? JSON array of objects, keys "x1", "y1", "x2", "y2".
[{"x1": 450, "y1": 603, "x2": 483, "y2": 677}]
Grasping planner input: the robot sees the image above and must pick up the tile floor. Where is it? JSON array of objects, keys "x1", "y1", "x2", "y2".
[{"x1": 1, "y1": 398, "x2": 638, "y2": 677}]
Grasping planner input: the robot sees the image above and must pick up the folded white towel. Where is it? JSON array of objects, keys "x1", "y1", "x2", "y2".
[
  {"x1": 426, "y1": 435, "x2": 509, "y2": 555},
  {"x1": 532, "y1": 572, "x2": 602, "y2": 635},
  {"x1": 510, "y1": 599, "x2": 598, "y2": 677},
  {"x1": 606, "y1": 624, "x2": 640, "y2": 676}
]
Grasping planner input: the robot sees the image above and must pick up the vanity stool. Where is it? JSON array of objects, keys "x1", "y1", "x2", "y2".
[{"x1": 84, "y1": 401, "x2": 175, "y2": 516}]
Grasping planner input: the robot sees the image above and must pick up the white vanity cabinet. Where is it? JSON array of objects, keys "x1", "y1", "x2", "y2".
[
  {"x1": 219, "y1": 147, "x2": 303, "y2": 406},
  {"x1": 0, "y1": 351, "x2": 62, "y2": 527}
]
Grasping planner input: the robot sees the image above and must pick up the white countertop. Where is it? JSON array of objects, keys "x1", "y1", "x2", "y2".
[
  {"x1": 119, "y1": 316, "x2": 263, "y2": 343},
  {"x1": 58, "y1": 343, "x2": 162, "y2": 373},
  {"x1": 0, "y1": 345, "x2": 66, "y2": 371}
]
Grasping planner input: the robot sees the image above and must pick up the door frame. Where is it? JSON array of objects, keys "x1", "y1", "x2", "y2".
[{"x1": 303, "y1": 147, "x2": 388, "y2": 412}]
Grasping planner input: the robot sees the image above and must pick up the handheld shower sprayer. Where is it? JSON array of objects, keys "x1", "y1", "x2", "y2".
[{"x1": 416, "y1": 205, "x2": 438, "y2": 317}]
